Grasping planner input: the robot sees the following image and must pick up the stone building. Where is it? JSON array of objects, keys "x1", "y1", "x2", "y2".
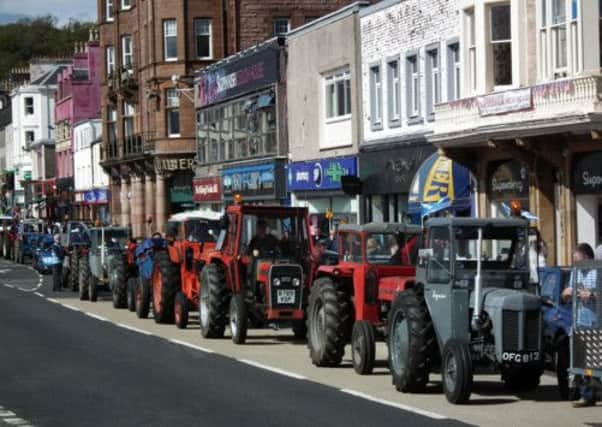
[{"x1": 97, "y1": 0, "x2": 361, "y2": 237}]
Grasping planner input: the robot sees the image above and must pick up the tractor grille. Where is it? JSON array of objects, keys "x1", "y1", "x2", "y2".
[
  {"x1": 525, "y1": 311, "x2": 540, "y2": 350},
  {"x1": 268, "y1": 264, "x2": 303, "y2": 310},
  {"x1": 503, "y1": 310, "x2": 520, "y2": 351},
  {"x1": 573, "y1": 329, "x2": 602, "y2": 370},
  {"x1": 502, "y1": 310, "x2": 540, "y2": 351}
]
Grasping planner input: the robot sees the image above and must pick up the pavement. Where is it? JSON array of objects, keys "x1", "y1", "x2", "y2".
[{"x1": 0, "y1": 258, "x2": 599, "y2": 427}]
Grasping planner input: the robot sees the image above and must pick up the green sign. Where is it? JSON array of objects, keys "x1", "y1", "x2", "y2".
[
  {"x1": 23, "y1": 171, "x2": 32, "y2": 181},
  {"x1": 170, "y1": 185, "x2": 193, "y2": 203}
]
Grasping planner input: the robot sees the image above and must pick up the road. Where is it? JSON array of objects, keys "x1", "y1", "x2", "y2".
[{"x1": 0, "y1": 259, "x2": 598, "y2": 427}]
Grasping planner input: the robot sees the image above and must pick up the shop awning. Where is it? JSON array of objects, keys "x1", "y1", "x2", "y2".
[{"x1": 408, "y1": 153, "x2": 474, "y2": 216}]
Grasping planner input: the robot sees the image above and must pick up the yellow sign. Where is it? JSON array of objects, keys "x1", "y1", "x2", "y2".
[{"x1": 423, "y1": 156, "x2": 455, "y2": 203}]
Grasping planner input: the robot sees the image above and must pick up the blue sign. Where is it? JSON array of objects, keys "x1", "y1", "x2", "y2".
[
  {"x1": 287, "y1": 157, "x2": 357, "y2": 191},
  {"x1": 223, "y1": 162, "x2": 277, "y2": 199},
  {"x1": 83, "y1": 189, "x2": 109, "y2": 205}
]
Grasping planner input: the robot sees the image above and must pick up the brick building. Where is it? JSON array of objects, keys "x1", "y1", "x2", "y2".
[{"x1": 97, "y1": 0, "x2": 361, "y2": 237}]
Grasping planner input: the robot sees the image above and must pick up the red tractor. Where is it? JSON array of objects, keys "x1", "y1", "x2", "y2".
[
  {"x1": 198, "y1": 205, "x2": 315, "y2": 344},
  {"x1": 306, "y1": 223, "x2": 422, "y2": 375}
]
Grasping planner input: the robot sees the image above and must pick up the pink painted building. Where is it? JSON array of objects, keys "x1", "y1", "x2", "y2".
[{"x1": 54, "y1": 34, "x2": 101, "y2": 216}]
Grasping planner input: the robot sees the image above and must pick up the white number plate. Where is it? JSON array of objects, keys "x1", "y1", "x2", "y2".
[
  {"x1": 501, "y1": 351, "x2": 541, "y2": 364},
  {"x1": 277, "y1": 289, "x2": 295, "y2": 304}
]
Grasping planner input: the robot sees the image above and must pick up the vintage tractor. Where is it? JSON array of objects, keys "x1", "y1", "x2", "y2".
[
  {"x1": 198, "y1": 205, "x2": 314, "y2": 344},
  {"x1": 55, "y1": 221, "x2": 91, "y2": 291},
  {"x1": 78, "y1": 226, "x2": 131, "y2": 302},
  {"x1": 14, "y1": 218, "x2": 45, "y2": 264},
  {"x1": 387, "y1": 217, "x2": 543, "y2": 404},
  {"x1": 134, "y1": 236, "x2": 168, "y2": 319},
  {"x1": 306, "y1": 223, "x2": 422, "y2": 375}
]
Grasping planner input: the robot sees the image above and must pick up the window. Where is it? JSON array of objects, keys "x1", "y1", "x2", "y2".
[
  {"x1": 106, "y1": 46, "x2": 115, "y2": 75},
  {"x1": 166, "y1": 89, "x2": 180, "y2": 137},
  {"x1": 25, "y1": 131, "x2": 35, "y2": 144},
  {"x1": 106, "y1": 0, "x2": 114, "y2": 21},
  {"x1": 447, "y1": 43, "x2": 461, "y2": 101},
  {"x1": 123, "y1": 101, "x2": 135, "y2": 138},
  {"x1": 24, "y1": 97, "x2": 34, "y2": 115},
  {"x1": 551, "y1": 0, "x2": 567, "y2": 76},
  {"x1": 121, "y1": 0, "x2": 131, "y2": 9},
  {"x1": 324, "y1": 69, "x2": 351, "y2": 120},
  {"x1": 273, "y1": 18, "x2": 290, "y2": 36},
  {"x1": 406, "y1": 55, "x2": 420, "y2": 119},
  {"x1": 426, "y1": 48, "x2": 440, "y2": 119},
  {"x1": 121, "y1": 35, "x2": 133, "y2": 69},
  {"x1": 163, "y1": 20, "x2": 177, "y2": 61},
  {"x1": 540, "y1": 0, "x2": 580, "y2": 80},
  {"x1": 466, "y1": 8, "x2": 477, "y2": 93},
  {"x1": 490, "y1": 4, "x2": 512, "y2": 87},
  {"x1": 194, "y1": 19, "x2": 212, "y2": 59},
  {"x1": 387, "y1": 59, "x2": 401, "y2": 126},
  {"x1": 369, "y1": 65, "x2": 382, "y2": 129},
  {"x1": 427, "y1": 227, "x2": 451, "y2": 284}
]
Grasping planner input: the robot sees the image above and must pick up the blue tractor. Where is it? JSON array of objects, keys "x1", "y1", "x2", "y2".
[
  {"x1": 131, "y1": 236, "x2": 167, "y2": 318},
  {"x1": 15, "y1": 219, "x2": 45, "y2": 264}
]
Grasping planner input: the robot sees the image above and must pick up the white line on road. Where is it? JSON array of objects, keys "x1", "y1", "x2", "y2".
[
  {"x1": 62, "y1": 304, "x2": 81, "y2": 312},
  {"x1": 34, "y1": 292, "x2": 44, "y2": 297},
  {"x1": 3, "y1": 284, "x2": 15, "y2": 288},
  {"x1": 115, "y1": 323, "x2": 153, "y2": 336},
  {"x1": 0, "y1": 410, "x2": 15, "y2": 417},
  {"x1": 0, "y1": 405, "x2": 35, "y2": 426},
  {"x1": 85, "y1": 313, "x2": 108, "y2": 322},
  {"x1": 3, "y1": 417, "x2": 31, "y2": 425},
  {"x1": 238, "y1": 359, "x2": 306, "y2": 380},
  {"x1": 169, "y1": 339, "x2": 215, "y2": 354},
  {"x1": 46, "y1": 298, "x2": 59, "y2": 304},
  {"x1": 340, "y1": 389, "x2": 447, "y2": 420}
]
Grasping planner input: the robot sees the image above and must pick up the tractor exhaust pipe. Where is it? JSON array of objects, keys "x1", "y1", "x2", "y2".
[{"x1": 471, "y1": 226, "x2": 483, "y2": 331}]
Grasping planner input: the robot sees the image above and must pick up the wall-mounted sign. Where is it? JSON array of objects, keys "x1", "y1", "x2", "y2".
[
  {"x1": 155, "y1": 158, "x2": 195, "y2": 173},
  {"x1": 169, "y1": 171, "x2": 194, "y2": 204},
  {"x1": 477, "y1": 88, "x2": 532, "y2": 116},
  {"x1": 488, "y1": 160, "x2": 529, "y2": 200},
  {"x1": 222, "y1": 161, "x2": 285, "y2": 200},
  {"x1": 82, "y1": 189, "x2": 109, "y2": 205},
  {"x1": 573, "y1": 151, "x2": 602, "y2": 195},
  {"x1": 193, "y1": 177, "x2": 222, "y2": 202},
  {"x1": 287, "y1": 156, "x2": 357, "y2": 192}
]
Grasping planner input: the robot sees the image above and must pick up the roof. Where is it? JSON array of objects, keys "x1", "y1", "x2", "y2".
[
  {"x1": 425, "y1": 217, "x2": 529, "y2": 228},
  {"x1": 339, "y1": 222, "x2": 422, "y2": 234},
  {"x1": 31, "y1": 65, "x2": 67, "y2": 86},
  {"x1": 287, "y1": 1, "x2": 369, "y2": 39},
  {"x1": 168, "y1": 209, "x2": 223, "y2": 222}
]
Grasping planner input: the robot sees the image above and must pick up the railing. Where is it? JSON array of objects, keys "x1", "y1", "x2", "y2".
[{"x1": 102, "y1": 132, "x2": 155, "y2": 162}]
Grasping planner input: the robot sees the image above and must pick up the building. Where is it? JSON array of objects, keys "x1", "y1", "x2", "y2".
[
  {"x1": 428, "y1": 0, "x2": 602, "y2": 265},
  {"x1": 97, "y1": 0, "x2": 367, "y2": 237},
  {"x1": 0, "y1": 91, "x2": 11, "y2": 213},
  {"x1": 54, "y1": 34, "x2": 102, "y2": 221},
  {"x1": 287, "y1": 3, "x2": 367, "y2": 233}
]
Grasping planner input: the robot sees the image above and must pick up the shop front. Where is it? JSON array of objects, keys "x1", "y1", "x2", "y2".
[
  {"x1": 573, "y1": 151, "x2": 602, "y2": 250},
  {"x1": 488, "y1": 159, "x2": 530, "y2": 218},
  {"x1": 193, "y1": 176, "x2": 223, "y2": 213},
  {"x1": 359, "y1": 144, "x2": 435, "y2": 223},
  {"x1": 222, "y1": 160, "x2": 286, "y2": 206},
  {"x1": 288, "y1": 156, "x2": 358, "y2": 237},
  {"x1": 168, "y1": 170, "x2": 195, "y2": 215}
]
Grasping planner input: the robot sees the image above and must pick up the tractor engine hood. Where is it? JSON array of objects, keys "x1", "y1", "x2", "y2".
[{"x1": 470, "y1": 288, "x2": 542, "y2": 312}]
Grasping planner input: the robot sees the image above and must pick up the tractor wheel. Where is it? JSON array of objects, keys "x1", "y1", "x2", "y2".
[
  {"x1": 442, "y1": 339, "x2": 473, "y2": 404},
  {"x1": 89, "y1": 274, "x2": 98, "y2": 303},
  {"x1": 151, "y1": 251, "x2": 179, "y2": 324},
  {"x1": 229, "y1": 294, "x2": 248, "y2": 344},
  {"x1": 307, "y1": 277, "x2": 352, "y2": 367},
  {"x1": 199, "y1": 263, "x2": 229, "y2": 338},
  {"x1": 292, "y1": 319, "x2": 307, "y2": 340},
  {"x1": 70, "y1": 252, "x2": 79, "y2": 291},
  {"x1": 387, "y1": 288, "x2": 435, "y2": 393},
  {"x1": 351, "y1": 320, "x2": 376, "y2": 375},
  {"x1": 136, "y1": 278, "x2": 151, "y2": 319},
  {"x1": 111, "y1": 257, "x2": 127, "y2": 309},
  {"x1": 175, "y1": 292, "x2": 189, "y2": 329},
  {"x1": 127, "y1": 278, "x2": 137, "y2": 312},
  {"x1": 78, "y1": 255, "x2": 90, "y2": 301},
  {"x1": 502, "y1": 366, "x2": 542, "y2": 391}
]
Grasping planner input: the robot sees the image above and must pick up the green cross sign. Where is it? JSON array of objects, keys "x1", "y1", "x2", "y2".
[{"x1": 325, "y1": 162, "x2": 347, "y2": 183}]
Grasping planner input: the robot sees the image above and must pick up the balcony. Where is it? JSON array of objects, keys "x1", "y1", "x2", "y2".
[
  {"x1": 106, "y1": 64, "x2": 138, "y2": 102},
  {"x1": 430, "y1": 75, "x2": 602, "y2": 146},
  {"x1": 103, "y1": 132, "x2": 155, "y2": 163}
]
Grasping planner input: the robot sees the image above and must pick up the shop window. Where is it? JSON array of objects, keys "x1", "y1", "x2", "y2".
[
  {"x1": 194, "y1": 19, "x2": 212, "y2": 59},
  {"x1": 324, "y1": 69, "x2": 351, "y2": 120},
  {"x1": 387, "y1": 59, "x2": 401, "y2": 127},
  {"x1": 447, "y1": 42, "x2": 461, "y2": 101},
  {"x1": 426, "y1": 47, "x2": 440, "y2": 121},
  {"x1": 369, "y1": 64, "x2": 382, "y2": 130},
  {"x1": 166, "y1": 88, "x2": 180, "y2": 137},
  {"x1": 490, "y1": 3, "x2": 512, "y2": 87},
  {"x1": 163, "y1": 19, "x2": 177, "y2": 61}
]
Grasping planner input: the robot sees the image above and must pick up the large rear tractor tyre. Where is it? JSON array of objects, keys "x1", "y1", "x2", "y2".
[
  {"x1": 78, "y1": 256, "x2": 90, "y2": 301},
  {"x1": 442, "y1": 339, "x2": 473, "y2": 404},
  {"x1": 136, "y1": 278, "x2": 151, "y2": 319},
  {"x1": 199, "y1": 263, "x2": 229, "y2": 339},
  {"x1": 89, "y1": 274, "x2": 98, "y2": 302},
  {"x1": 127, "y1": 278, "x2": 137, "y2": 312},
  {"x1": 307, "y1": 277, "x2": 352, "y2": 367},
  {"x1": 229, "y1": 294, "x2": 248, "y2": 345},
  {"x1": 111, "y1": 257, "x2": 127, "y2": 309},
  {"x1": 387, "y1": 288, "x2": 435, "y2": 393},
  {"x1": 151, "y1": 251, "x2": 179, "y2": 324},
  {"x1": 70, "y1": 252, "x2": 79, "y2": 291},
  {"x1": 175, "y1": 292, "x2": 189, "y2": 329},
  {"x1": 351, "y1": 320, "x2": 376, "y2": 375}
]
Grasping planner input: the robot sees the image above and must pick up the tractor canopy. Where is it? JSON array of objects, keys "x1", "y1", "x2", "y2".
[
  {"x1": 167, "y1": 209, "x2": 222, "y2": 242},
  {"x1": 89, "y1": 227, "x2": 130, "y2": 252}
]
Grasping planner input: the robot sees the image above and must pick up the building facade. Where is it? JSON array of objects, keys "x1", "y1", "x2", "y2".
[
  {"x1": 287, "y1": 3, "x2": 367, "y2": 233},
  {"x1": 97, "y1": 0, "x2": 366, "y2": 237},
  {"x1": 429, "y1": 0, "x2": 602, "y2": 265}
]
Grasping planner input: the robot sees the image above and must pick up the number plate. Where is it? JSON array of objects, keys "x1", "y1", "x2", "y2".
[
  {"x1": 501, "y1": 351, "x2": 541, "y2": 364},
  {"x1": 276, "y1": 289, "x2": 295, "y2": 304},
  {"x1": 42, "y1": 255, "x2": 60, "y2": 266}
]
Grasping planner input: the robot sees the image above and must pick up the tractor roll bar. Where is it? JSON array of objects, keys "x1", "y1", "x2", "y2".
[{"x1": 471, "y1": 226, "x2": 483, "y2": 331}]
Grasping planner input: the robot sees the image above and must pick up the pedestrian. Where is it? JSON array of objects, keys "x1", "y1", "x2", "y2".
[
  {"x1": 562, "y1": 243, "x2": 598, "y2": 407},
  {"x1": 50, "y1": 234, "x2": 65, "y2": 292}
]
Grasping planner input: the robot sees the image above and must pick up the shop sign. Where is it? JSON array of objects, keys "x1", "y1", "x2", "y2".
[
  {"x1": 477, "y1": 88, "x2": 532, "y2": 116},
  {"x1": 488, "y1": 160, "x2": 529, "y2": 200},
  {"x1": 23, "y1": 171, "x2": 32, "y2": 181},
  {"x1": 287, "y1": 157, "x2": 357, "y2": 192},
  {"x1": 155, "y1": 158, "x2": 195, "y2": 173},
  {"x1": 193, "y1": 177, "x2": 222, "y2": 202},
  {"x1": 573, "y1": 151, "x2": 602, "y2": 194},
  {"x1": 83, "y1": 189, "x2": 109, "y2": 205},
  {"x1": 223, "y1": 161, "x2": 284, "y2": 200},
  {"x1": 169, "y1": 171, "x2": 194, "y2": 204},
  {"x1": 196, "y1": 46, "x2": 279, "y2": 108}
]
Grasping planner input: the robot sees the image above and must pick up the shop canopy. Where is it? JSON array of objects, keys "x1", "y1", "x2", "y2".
[{"x1": 408, "y1": 153, "x2": 474, "y2": 217}]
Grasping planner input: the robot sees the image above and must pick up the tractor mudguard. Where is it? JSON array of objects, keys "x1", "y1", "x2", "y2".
[{"x1": 378, "y1": 276, "x2": 415, "y2": 303}]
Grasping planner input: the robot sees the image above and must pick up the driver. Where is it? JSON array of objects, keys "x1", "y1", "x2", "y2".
[{"x1": 248, "y1": 219, "x2": 279, "y2": 256}]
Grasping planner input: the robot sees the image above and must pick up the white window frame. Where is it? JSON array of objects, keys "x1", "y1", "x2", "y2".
[
  {"x1": 426, "y1": 48, "x2": 440, "y2": 119},
  {"x1": 106, "y1": 46, "x2": 115, "y2": 75},
  {"x1": 194, "y1": 18, "x2": 212, "y2": 60},
  {"x1": 121, "y1": 0, "x2": 131, "y2": 10},
  {"x1": 369, "y1": 64, "x2": 383, "y2": 130},
  {"x1": 123, "y1": 101, "x2": 135, "y2": 138},
  {"x1": 407, "y1": 55, "x2": 420, "y2": 118},
  {"x1": 324, "y1": 69, "x2": 351, "y2": 123},
  {"x1": 387, "y1": 59, "x2": 401, "y2": 125},
  {"x1": 24, "y1": 97, "x2": 34, "y2": 115},
  {"x1": 489, "y1": 3, "x2": 513, "y2": 89},
  {"x1": 163, "y1": 19, "x2": 177, "y2": 61},
  {"x1": 273, "y1": 18, "x2": 290, "y2": 36},
  {"x1": 448, "y1": 42, "x2": 461, "y2": 101},
  {"x1": 466, "y1": 8, "x2": 477, "y2": 94},
  {"x1": 551, "y1": 0, "x2": 568, "y2": 77},
  {"x1": 166, "y1": 88, "x2": 180, "y2": 138},
  {"x1": 121, "y1": 35, "x2": 133, "y2": 70},
  {"x1": 106, "y1": 0, "x2": 114, "y2": 22}
]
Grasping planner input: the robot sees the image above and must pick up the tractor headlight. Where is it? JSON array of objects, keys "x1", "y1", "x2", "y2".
[
  {"x1": 273, "y1": 278, "x2": 281, "y2": 287},
  {"x1": 292, "y1": 278, "x2": 301, "y2": 287}
]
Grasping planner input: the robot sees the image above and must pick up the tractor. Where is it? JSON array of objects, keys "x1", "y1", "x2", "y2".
[
  {"x1": 54, "y1": 221, "x2": 91, "y2": 291},
  {"x1": 198, "y1": 205, "x2": 315, "y2": 344},
  {"x1": 133, "y1": 236, "x2": 168, "y2": 319},
  {"x1": 14, "y1": 218, "x2": 45, "y2": 264},
  {"x1": 306, "y1": 223, "x2": 422, "y2": 375},
  {"x1": 78, "y1": 225, "x2": 131, "y2": 303},
  {"x1": 387, "y1": 216, "x2": 543, "y2": 404}
]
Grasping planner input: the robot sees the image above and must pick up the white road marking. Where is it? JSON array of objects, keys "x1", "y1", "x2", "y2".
[
  {"x1": 238, "y1": 359, "x2": 306, "y2": 380},
  {"x1": 85, "y1": 313, "x2": 108, "y2": 322},
  {"x1": 340, "y1": 389, "x2": 447, "y2": 420},
  {"x1": 0, "y1": 410, "x2": 16, "y2": 417},
  {"x1": 115, "y1": 323, "x2": 152, "y2": 336},
  {"x1": 169, "y1": 339, "x2": 215, "y2": 354},
  {"x1": 47, "y1": 298, "x2": 59, "y2": 304},
  {"x1": 62, "y1": 304, "x2": 80, "y2": 312},
  {"x1": 34, "y1": 292, "x2": 44, "y2": 297},
  {"x1": 4, "y1": 284, "x2": 14, "y2": 288},
  {"x1": 3, "y1": 418, "x2": 30, "y2": 425}
]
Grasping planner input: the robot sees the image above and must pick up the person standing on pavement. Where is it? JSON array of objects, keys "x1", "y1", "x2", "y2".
[{"x1": 51, "y1": 234, "x2": 65, "y2": 292}]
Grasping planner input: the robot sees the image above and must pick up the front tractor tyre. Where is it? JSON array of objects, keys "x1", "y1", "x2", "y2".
[
  {"x1": 387, "y1": 288, "x2": 435, "y2": 393},
  {"x1": 70, "y1": 251, "x2": 80, "y2": 291},
  {"x1": 136, "y1": 278, "x2": 151, "y2": 319},
  {"x1": 307, "y1": 277, "x2": 352, "y2": 367},
  {"x1": 111, "y1": 257, "x2": 128, "y2": 309},
  {"x1": 175, "y1": 292, "x2": 189, "y2": 329},
  {"x1": 229, "y1": 294, "x2": 248, "y2": 344},
  {"x1": 89, "y1": 274, "x2": 98, "y2": 302},
  {"x1": 199, "y1": 263, "x2": 229, "y2": 339},
  {"x1": 127, "y1": 278, "x2": 137, "y2": 312},
  {"x1": 151, "y1": 251, "x2": 179, "y2": 324},
  {"x1": 442, "y1": 339, "x2": 473, "y2": 404},
  {"x1": 351, "y1": 320, "x2": 376, "y2": 375},
  {"x1": 78, "y1": 256, "x2": 90, "y2": 301}
]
